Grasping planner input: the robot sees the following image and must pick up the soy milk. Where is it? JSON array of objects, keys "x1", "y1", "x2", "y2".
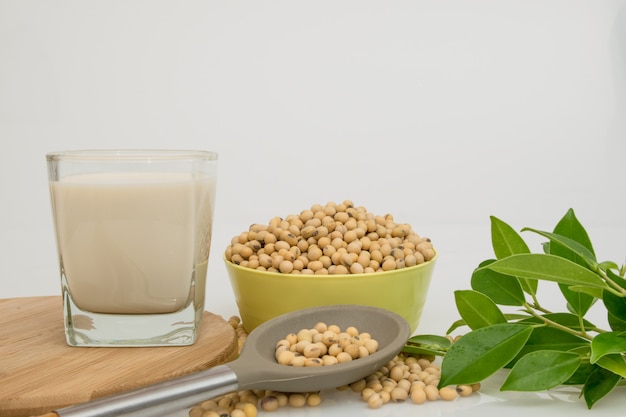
[{"x1": 50, "y1": 172, "x2": 215, "y2": 314}]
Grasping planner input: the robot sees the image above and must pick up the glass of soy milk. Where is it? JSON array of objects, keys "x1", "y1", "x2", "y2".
[{"x1": 46, "y1": 150, "x2": 218, "y2": 346}]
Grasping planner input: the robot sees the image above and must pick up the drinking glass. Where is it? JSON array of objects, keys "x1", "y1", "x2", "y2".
[{"x1": 46, "y1": 150, "x2": 218, "y2": 346}]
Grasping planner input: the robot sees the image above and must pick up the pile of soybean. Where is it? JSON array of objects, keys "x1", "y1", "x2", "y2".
[
  {"x1": 224, "y1": 200, "x2": 435, "y2": 275},
  {"x1": 188, "y1": 317, "x2": 479, "y2": 417},
  {"x1": 274, "y1": 322, "x2": 380, "y2": 367}
]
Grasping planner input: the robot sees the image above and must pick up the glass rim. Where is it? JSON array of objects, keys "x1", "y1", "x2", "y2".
[{"x1": 46, "y1": 149, "x2": 218, "y2": 161}]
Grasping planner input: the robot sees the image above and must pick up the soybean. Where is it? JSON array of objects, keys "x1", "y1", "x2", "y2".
[
  {"x1": 260, "y1": 396, "x2": 279, "y2": 412},
  {"x1": 306, "y1": 392, "x2": 322, "y2": 407},
  {"x1": 274, "y1": 322, "x2": 379, "y2": 367},
  {"x1": 347, "y1": 351, "x2": 481, "y2": 410},
  {"x1": 439, "y1": 386, "x2": 458, "y2": 401},
  {"x1": 225, "y1": 201, "x2": 435, "y2": 273},
  {"x1": 456, "y1": 384, "x2": 473, "y2": 397}
]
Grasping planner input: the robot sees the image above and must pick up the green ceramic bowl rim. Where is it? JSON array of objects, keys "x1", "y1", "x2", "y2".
[{"x1": 223, "y1": 249, "x2": 437, "y2": 280}]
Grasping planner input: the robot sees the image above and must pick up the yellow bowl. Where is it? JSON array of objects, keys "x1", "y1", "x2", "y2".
[{"x1": 224, "y1": 251, "x2": 437, "y2": 334}]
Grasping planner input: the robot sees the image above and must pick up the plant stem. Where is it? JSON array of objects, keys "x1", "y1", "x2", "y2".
[
  {"x1": 523, "y1": 303, "x2": 594, "y2": 341},
  {"x1": 526, "y1": 301, "x2": 552, "y2": 315},
  {"x1": 578, "y1": 314, "x2": 586, "y2": 336},
  {"x1": 601, "y1": 270, "x2": 626, "y2": 296}
]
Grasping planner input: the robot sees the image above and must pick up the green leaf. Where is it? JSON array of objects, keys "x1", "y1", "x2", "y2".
[
  {"x1": 509, "y1": 326, "x2": 589, "y2": 366},
  {"x1": 480, "y1": 254, "x2": 607, "y2": 289},
  {"x1": 602, "y1": 293, "x2": 626, "y2": 322},
  {"x1": 602, "y1": 274, "x2": 626, "y2": 322},
  {"x1": 566, "y1": 285, "x2": 604, "y2": 299},
  {"x1": 403, "y1": 334, "x2": 451, "y2": 356},
  {"x1": 596, "y1": 353, "x2": 626, "y2": 379},
  {"x1": 451, "y1": 312, "x2": 531, "y2": 333},
  {"x1": 402, "y1": 345, "x2": 445, "y2": 357},
  {"x1": 406, "y1": 334, "x2": 451, "y2": 348},
  {"x1": 519, "y1": 276, "x2": 539, "y2": 297},
  {"x1": 551, "y1": 208, "x2": 595, "y2": 255},
  {"x1": 490, "y1": 216, "x2": 537, "y2": 296},
  {"x1": 491, "y1": 216, "x2": 530, "y2": 258},
  {"x1": 439, "y1": 323, "x2": 533, "y2": 386},
  {"x1": 599, "y1": 260, "x2": 620, "y2": 272},
  {"x1": 582, "y1": 366, "x2": 621, "y2": 409},
  {"x1": 542, "y1": 210, "x2": 599, "y2": 317},
  {"x1": 501, "y1": 350, "x2": 580, "y2": 391},
  {"x1": 562, "y1": 345, "x2": 594, "y2": 385},
  {"x1": 565, "y1": 361, "x2": 595, "y2": 385},
  {"x1": 504, "y1": 313, "x2": 533, "y2": 322},
  {"x1": 606, "y1": 267, "x2": 626, "y2": 285},
  {"x1": 590, "y1": 331, "x2": 626, "y2": 363},
  {"x1": 559, "y1": 283, "x2": 597, "y2": 317},
  {"x1": 471, "y1": 265, "x2": 525, "y2": 306},
  {"x1": 523, "y1": 228, "x2": 598, "y2": 270},
  {"x1": 608, "y1": 311, "x2": 626, "y2": 332},
  {"x1": 454, "y1": 290, "x2": 507, "y2": 330}
]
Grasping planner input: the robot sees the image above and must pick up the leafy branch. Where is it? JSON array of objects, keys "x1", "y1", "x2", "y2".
[{"x1": 405, "y1": 209, "x2": 626, "y2": 409}]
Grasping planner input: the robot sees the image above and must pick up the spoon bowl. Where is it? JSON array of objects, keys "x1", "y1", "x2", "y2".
[
  {"x1": 48, "y1": 304, "x2": 410, "y2": 417},
  {"x1": 231, "y1": 304, "x2": 411, "y2": 392}
]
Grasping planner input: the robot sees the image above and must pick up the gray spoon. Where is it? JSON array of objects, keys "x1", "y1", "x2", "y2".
[{"x1": 43, "y1": 304, "x2": 410, "y2": 417}]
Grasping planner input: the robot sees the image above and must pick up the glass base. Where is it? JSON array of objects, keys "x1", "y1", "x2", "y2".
[{"x1": 62, "y1": 291, "x2": 202, "y2": 347}]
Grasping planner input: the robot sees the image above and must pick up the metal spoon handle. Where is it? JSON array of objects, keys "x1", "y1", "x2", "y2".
[{"x1": 52, "y1": 364, "x2": 239, "y2": 417}]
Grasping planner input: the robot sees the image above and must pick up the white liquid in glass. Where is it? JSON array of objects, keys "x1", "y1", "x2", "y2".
[{"x1": 50, "y1": 172, "x2": 215, "y2": 314}]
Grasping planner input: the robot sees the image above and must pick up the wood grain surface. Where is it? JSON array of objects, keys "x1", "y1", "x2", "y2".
[{"x1": 0, "y1": 296, "x2": 239, "y2": 417}]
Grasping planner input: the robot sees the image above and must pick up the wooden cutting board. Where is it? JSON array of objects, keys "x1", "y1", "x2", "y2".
[{"x1": 0, "y1": 296, "x2": 239, "y2": 417}]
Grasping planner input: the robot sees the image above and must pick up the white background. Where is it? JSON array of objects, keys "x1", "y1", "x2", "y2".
[{"x1": 1, "y1": 1, "x2": 626, "y2": 416}]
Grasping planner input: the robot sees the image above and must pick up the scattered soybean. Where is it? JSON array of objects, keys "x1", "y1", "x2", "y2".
[{"x1": 189, "y1": 317, "x2": 478, "y2": 416}]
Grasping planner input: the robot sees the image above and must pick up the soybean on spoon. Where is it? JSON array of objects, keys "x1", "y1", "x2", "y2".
[{"x1": 39, "y1": 304, "x2": 411, "y2": 417}]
